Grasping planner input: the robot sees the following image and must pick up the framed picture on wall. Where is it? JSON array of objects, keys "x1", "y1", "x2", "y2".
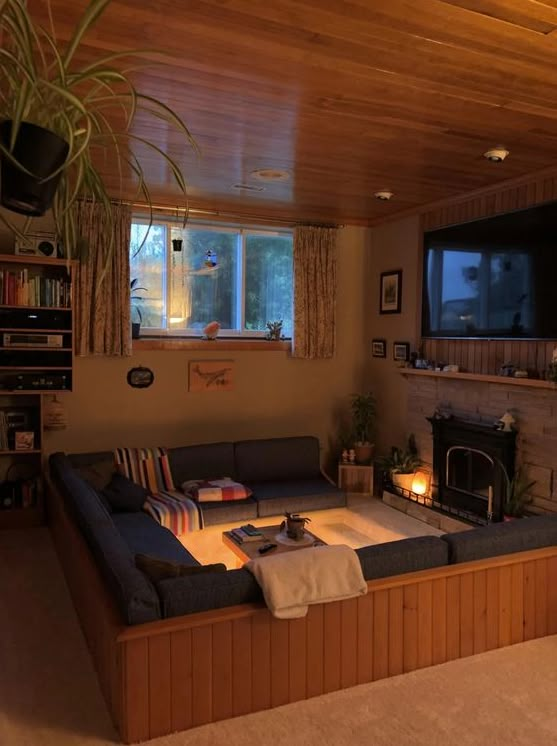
[
  {"x1": 393, "y1": 341, "x2": 410, "y2": 362},
  {"x1": 371, "y1": 339, "x2": 387, "y2": 358},
  {"x1": 379, "y1": 269, "x2": 402, "y2": 314}
]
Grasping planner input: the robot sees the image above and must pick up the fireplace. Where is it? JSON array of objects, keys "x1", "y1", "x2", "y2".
[{"x1": 428, "y1": 416, "x2": 516, "y2": 524}]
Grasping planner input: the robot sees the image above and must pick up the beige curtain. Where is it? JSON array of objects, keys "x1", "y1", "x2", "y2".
[
  {"x1": 292, "y1": 225, "x2": 337, "y2": 359},
  {"x1": 74, "y1": 200, "x2": 131, "y2": 356}
]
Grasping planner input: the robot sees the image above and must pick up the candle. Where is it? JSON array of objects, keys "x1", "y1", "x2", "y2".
[{"x1": 487, "y1": 485, "x2": 493, "y2": 518}]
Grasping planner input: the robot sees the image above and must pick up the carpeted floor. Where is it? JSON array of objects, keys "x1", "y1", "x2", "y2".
[{"x1": 2, "y1": 528, "x2": 557, "y2": 746}]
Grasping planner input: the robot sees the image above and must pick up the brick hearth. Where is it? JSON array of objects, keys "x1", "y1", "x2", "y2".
[{"x1": 406, "y1": 375, "x2": 556, "y2": 515}]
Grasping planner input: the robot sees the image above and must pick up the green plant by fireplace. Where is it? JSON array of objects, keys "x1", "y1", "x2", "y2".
[{"x1": 503, "y1": 468, "x2": 535, "y2": 518}]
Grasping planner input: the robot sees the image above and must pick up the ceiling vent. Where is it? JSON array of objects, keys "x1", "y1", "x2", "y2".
[{"x1": 231, "y1": 183, "x2": 265, "y2": 192}]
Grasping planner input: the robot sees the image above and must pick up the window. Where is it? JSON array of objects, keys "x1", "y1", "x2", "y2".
[{"x1": 130, "y1": 220, "x2": 293, "y2": 337}]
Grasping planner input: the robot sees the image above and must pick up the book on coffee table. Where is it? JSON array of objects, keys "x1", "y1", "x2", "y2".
[{"x1": 230, "y1": 527, "x2": 262, "y2": 544}]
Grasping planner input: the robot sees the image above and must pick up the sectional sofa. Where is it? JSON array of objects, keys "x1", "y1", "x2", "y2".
[{"x1": 47, "y1": 435, "x2": 557, "y2": 743}]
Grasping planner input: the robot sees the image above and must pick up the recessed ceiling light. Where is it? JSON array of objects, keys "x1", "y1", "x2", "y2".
[
  {"x1": 250, "y1": 168, "x2": 290, "y2": 182},
  {"x1": 483, "y1": 147, "x2": 509, "y2": 162},
  {"x1": 374, "y1": 190, "x2": 394, "y2": 201},
  {"x1": 230, "y1": 183, "x2": 265, "y2": 192}
]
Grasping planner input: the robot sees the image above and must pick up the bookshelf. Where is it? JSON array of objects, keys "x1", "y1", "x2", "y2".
[{"x1": 0, "y1": 254, "x2": 75, "y2": 528}]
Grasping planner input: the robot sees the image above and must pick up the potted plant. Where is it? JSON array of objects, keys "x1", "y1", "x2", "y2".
[
  {"x1": 380, "y1": 434, "x2": 422, "y2": 492},
  {"x1": 503, "y1": 468, "x2": 535, "y2": 521},
  {"x1": 0, "y1": 0, "x2": 196, "y2": 259},
  {"x1": 350, "y1": 391, "x2": 376, "y2": 464},
  {"x1": 130, "y1": 278, "x2": 147, "y2": 339}
]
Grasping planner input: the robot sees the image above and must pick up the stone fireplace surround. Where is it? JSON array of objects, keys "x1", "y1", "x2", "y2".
[{"x1": 406, "y1": 373, "x2": 557, "y2": 516}]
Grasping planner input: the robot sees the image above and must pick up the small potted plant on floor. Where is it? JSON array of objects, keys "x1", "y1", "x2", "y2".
[
  {"x1": 503, "y1": 468, "x2": 535, "y2": 521},
  {"x1": 380, "y1": 434, "x2": 422, "y2": 492},
  {"x1": 350, "y1": 391, "x2": 376, "y2": 464}
]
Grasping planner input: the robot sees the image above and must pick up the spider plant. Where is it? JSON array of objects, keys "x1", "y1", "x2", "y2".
[{"x1": 0, "y1": 0, "x2": 197, "y2": 262}]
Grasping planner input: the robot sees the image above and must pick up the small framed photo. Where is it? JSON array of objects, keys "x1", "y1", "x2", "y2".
[
  {"x1": 379, "y1": 269, "x2": 402, "y2": 314},
  {"x1": 15, "y1": 431, "x2": 34, "y2": 450},
  {"x1": 372, "y1": 339, "x2": 387, "y2": 358},
  {"x1": 393, "y1": 342, "x2": 410, "y2": 362}
]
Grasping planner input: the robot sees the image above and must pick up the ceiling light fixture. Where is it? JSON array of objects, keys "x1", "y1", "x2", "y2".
[
  {"x1": 250, "y1": 168, "x2": 290, "y2": 182},
  {"x1": 483, "y1": 147, "x2": 509, "y2": 162},
  {"x1": 374, "y1": 190, "x2": 394, "y2": 201}
]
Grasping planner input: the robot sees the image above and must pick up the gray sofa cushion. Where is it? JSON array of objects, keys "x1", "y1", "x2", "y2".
[
  {"x1": 167, "y1": 442, "x2": 236, "y2": 485},
  {"x1": 199, "y1": 497, "x2": 258, "y2": 526},
  {"x1": 234, "y1": 436, "x2": 322, "y2": 483},
  {"x1": 250, "y1": 478, "x2": 346, "y2": 517},
  {"x1": 112, "y1": 512, "x2": 200, "y2": 566},
  {"x1": 156, "y1": 568, "x2": 263, "y2": 617},
  {"x1": 356, "y1": 536, "x2": 449, "y2": 580},
  {"x1": 49, "y1": 452, "x2": 162, "y2": 625},
  {"x1": 442, "y1": 515, "x2": 557, "y2": 564}
]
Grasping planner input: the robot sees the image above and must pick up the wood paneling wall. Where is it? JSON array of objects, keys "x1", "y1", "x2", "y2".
[
  {"x1": 118, "y1": 549, "x2": 557, "y2": 743},
  {"x1": 422, "y1": 175, "x2": 557, "y2": 375},
  {"x1": 421, "y1": 339, "x2": 557, "y2": 376},
  {"x1": 48, "y1": 483, "x2": 557, "y2": 744}
]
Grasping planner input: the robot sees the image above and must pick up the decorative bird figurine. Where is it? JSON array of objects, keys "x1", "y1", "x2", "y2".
[{"x1": 203, "y1": 320, "x2": 220, "y2": 340}]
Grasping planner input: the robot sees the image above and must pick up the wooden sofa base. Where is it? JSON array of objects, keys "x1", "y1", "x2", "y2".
[{"x1": 47, "y1": 482, "x2": 557, "y2": 743}]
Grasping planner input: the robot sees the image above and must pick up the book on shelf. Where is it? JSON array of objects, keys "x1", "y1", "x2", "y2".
[
  {"x1": 230, "y1": 527, "x2": 263, "y2": 544},
  {"x1": 0, "y1": 269, "x2": 70, "y2": 308}
]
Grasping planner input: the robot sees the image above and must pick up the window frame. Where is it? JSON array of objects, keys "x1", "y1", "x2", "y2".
[{"x1": 130, "y1": 217, "x2": 294, "y2": 338}]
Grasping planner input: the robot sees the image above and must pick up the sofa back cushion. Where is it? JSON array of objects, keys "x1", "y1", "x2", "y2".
[
  {"x1": 234, "y1": 436, "x2": 321, "y2": 483},
  {"x1": 156, "y1": 568, "x2": 262, "y2": 617},
  {"x1": 356, "y1": 536, "x2": 449, "y2": 580},
  {"x1": 49, "y1": 452, "x2": 161, "y2": 624},
  {"x1": 167, "y1": 442, "x2": 236, "y2": 485},
  {"x1": 442, "y1": 514, "x2": 557, "y2": 564}
]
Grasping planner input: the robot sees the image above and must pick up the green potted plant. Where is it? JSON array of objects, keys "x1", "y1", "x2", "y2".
[
  {"x1": 380, "y1": 434, "x2": 422, "y2": 492},
  {"x1": 130, "y1": 278, "x2": 147, "y2": 339},
  {"x1": 503, "y1": 468, "x2": 535, "y2": 521},
  {"x1": 350, "y1": 392, "x2": 376, "y2": 464},
  {"x1": 0, "y1": 0, "x2": 195, "y2": 258}
]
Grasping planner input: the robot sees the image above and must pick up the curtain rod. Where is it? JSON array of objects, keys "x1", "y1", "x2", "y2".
[{"x1": 131, "y1": 202, "x2": 342, "y2": 229}]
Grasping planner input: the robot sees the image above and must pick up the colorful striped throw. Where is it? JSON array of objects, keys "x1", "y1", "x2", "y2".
[{"x1": 114, "y1": 448, "x2": 203, "y2": 534}]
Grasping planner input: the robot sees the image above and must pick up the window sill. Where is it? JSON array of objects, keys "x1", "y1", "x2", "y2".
[{"x1": 132, "y1": 337, "x2": 291, "y2": 352}]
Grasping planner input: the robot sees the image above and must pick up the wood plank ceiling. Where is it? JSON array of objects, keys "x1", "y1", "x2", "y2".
[{"x1": 27, "y1": 0, "x2": 557, "y2": 224}]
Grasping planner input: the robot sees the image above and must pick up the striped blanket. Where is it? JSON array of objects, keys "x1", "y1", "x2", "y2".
[{"x1": 114, "y1": 447, "x2": 203, "y2": 535}]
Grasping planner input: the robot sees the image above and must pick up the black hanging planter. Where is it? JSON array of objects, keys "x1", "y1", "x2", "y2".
[
  {"x1": 0, "y1": 120, "x2": 69, "y2": 216},
  {"x1": 131, "y1": 322, "x2": 141, "y2": 340}
]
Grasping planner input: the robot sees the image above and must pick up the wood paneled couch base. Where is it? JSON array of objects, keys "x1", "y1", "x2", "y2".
[{"x1": 47, "y1": 475, "x2": 557, "y2": 743}]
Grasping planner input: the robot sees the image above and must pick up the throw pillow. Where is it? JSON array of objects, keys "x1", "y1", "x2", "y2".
[
  {"x1": 135, "y1": 553, "x2": 227, "y2": 582},
  {"x1": 182, "y1": 478, "x2": 252, "y2": 502},
  {"x1": 101, "y1": 473, "x2": 150, "y2": 513},
  {"x1": 74, "y1": 457, "x2": 115, "y2": 492}
]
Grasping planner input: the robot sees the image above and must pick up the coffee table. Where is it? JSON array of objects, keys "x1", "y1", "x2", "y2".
[{"x1": 222, "y1": 524, "x2": 326, "y2": 566}]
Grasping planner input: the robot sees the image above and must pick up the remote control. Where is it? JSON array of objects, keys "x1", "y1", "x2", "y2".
[{"x1": 258, "y1": 543, "x2": 277, "y2": 554}]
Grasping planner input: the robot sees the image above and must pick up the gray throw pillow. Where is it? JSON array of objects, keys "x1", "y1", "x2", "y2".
[
  {"x1": 74, "y1": 458, "x2": 115, "y2": 492},
  {"x1": 135, "y1": 553, "x2": 227, "y2": 582},
  {"x1": 101, "y1": 473, "x2": 149, "y2": 512}
]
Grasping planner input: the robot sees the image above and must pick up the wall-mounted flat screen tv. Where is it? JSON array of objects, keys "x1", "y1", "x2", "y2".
[{"x1": 422, "y1": 200, "x2": 557, "y2": 339}]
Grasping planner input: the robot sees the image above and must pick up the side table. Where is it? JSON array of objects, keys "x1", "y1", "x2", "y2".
[{"x1": 338, "y1": 462, "x2": 374, "y2": 495}]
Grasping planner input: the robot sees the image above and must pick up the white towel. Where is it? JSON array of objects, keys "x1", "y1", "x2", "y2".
[{"x1": 245, "y1": 544, "x2": 368, "y2": 619}]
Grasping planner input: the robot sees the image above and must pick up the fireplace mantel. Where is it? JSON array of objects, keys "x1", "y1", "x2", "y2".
[{"x1": 400, "y1": 368, "x2": 556, "y2": 390}]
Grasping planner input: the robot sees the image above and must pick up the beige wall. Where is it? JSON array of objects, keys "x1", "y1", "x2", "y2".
[
  {"x1": 40, "y1": 225, "x2": 370, "y2": 468},
  {"x1": 366, "y1": 215, "x2": 421, "y2": 454}
]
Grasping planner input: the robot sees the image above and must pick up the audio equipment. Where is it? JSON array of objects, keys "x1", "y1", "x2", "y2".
[
  {"x1": 3, "y1": 333, "x2": 63, "y2": 348},
  {"x1": 14, "y1": 232, "x2": 60, "y2": 258}
]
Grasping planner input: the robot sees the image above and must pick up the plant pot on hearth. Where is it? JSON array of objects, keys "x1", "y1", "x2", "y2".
[
  {"x1": 354, "y1": 442, "x2": 375, "y2": 465},
  {"x1": 0, "y1": 121, "x2": 69, "y2": 216},
  {"x1": 391, "y1": 473, "x2": 415, "y2": 492}
]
